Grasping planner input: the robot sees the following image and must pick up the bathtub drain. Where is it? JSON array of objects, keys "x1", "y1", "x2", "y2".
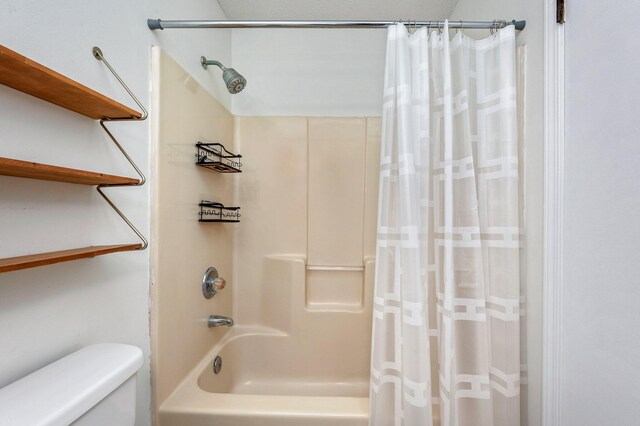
[{"x1": 213, "y1": 355, "x2": 222, "y2": 374}]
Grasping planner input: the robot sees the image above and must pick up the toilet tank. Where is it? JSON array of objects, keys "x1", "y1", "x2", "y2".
[{"x1": 0, "y1": 343, "x2": 143, "y2": 426}]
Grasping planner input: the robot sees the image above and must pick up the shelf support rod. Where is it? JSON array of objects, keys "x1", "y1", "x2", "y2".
[{"x1": 92, "y1": 47, "x2": 148, "y2": 250}]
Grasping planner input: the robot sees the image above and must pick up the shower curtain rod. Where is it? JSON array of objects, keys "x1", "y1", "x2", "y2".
[{"x1": 147, "y1": 19, "x2": 526, "y2": 31}]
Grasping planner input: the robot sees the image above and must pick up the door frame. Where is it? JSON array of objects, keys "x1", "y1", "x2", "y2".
[{"x1": 542, "y1": 0, "x2": 565, "y2": 424}]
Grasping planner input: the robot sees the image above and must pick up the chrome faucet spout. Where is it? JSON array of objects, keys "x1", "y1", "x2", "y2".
[{"x1": 208, "y1": 315, "x2": 234, "y2": 327}]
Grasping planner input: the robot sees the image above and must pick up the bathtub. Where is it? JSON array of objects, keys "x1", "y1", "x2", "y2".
[{"x1": 158, "y1": 326, "x2": 369, "y2": 426}]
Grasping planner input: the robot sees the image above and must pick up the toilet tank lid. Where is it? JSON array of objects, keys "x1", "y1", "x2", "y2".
[{"x1": 0, "y1": 343, "x2": 143, "y2": 426}]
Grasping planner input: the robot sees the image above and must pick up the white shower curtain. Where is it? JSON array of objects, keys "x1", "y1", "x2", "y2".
[{"x1": 370, "y1": 21, "x2": 521, "y2": 426}]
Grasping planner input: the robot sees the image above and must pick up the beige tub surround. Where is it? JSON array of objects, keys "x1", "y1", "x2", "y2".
[
  {"x1": 257, "y1": 256, "x2": 373, "y2": 385},
  {"x1": 307, "y1": 117, "x2": 367, "y2": 267},
  {"x1": 234, "y1": 116, "x2": 381, "y2": 324},
  {"x1": 150, "y1": 47, "x2": 236, "y2": 413},
  {"x1": 152, "y1": 49, "x2": 382, "y2": 425},
  {"x1": 232, "y1": 116, "x2": 380, "y2": 402},
  {"x1": 232, "y1": 116, "x2": 309, "y2": 325}
]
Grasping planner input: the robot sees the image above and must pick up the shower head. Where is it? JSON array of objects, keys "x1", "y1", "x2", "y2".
[
  {"x1": 201, "y1": 56, "x2": 247, "y2": 94},
  {"x1": 221, "y1": 68, "x2": 246, "y2": 94}
]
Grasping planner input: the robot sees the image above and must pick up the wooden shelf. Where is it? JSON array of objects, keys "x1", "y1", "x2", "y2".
[
  {"x1": 0, "y1": 45, "x2": 145, "y2": 274},
  {"x1": 0, "y1": 44, "x2": 141, "y2": 120},
  {"x1": 0, "y1": 157, "x2": 140, "y2": 186},
  {"x1": 0, "y1": 244, "x2": 142, "y2": 273}
]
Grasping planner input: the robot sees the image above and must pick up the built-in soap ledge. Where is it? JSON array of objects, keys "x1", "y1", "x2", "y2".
[
  {"x1": 305, "y1": 263, "x2": 371, "y2": 312},
  {"x1": 306, "y1": 265, "x2": 364, "y2": 272}
]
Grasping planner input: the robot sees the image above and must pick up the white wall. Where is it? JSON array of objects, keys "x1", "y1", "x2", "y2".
[
  {"x1": 563, "y1": 2, "x2": 640, "y2": 424},
  {"x1": 231, "y1": 28, "x2": 387, "y2": 116},
  {"x1": 0, "y1": 1, "x2": 230, "y2": 425},
  {"x1": 449, "y1": 1, "x2": 544, "y2": 425}
]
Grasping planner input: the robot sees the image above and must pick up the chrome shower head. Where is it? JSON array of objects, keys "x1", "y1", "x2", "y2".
[
  {"x1": 201, "y1": 56, "x2": 247, "y2": 94},
  {"x1": 221, "y1": 68, "x2": 246, "y2": 94}
]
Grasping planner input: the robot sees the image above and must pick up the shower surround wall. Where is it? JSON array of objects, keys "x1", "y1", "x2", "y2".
[
  {"x1": 153, "y1": 119, "x2": 381, "y2": 426},
  {"x1": 234, "y1": 117, "x2": 381, "y2": 323},
  {"x1": 151, "y1": 46, "x2": 381, "y2": 422},
  {"x1": 150, "y1": 48, "x2": 235, "y2": 411},
  {"x1": 151, "y1": 50, "x2": 382, "y2": 423}
]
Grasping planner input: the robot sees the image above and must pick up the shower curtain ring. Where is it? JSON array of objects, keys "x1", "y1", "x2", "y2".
[{"x1": 457, "y1": 20, "x2": 463, "y2": 33}]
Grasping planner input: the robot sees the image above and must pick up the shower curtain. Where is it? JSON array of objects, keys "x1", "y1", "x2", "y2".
[{"x1": 370, "y1": 21, "x2": 521, "y2": 426}]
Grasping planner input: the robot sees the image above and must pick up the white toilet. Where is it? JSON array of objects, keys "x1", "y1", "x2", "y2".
[{"x1": 0, "y1": 343, "x2": 143, "y2": 426}]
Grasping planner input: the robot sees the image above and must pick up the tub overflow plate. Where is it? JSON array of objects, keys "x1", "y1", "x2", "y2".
[{"x1": 213, "y1": 355, "x2": 222, "y2": 374}]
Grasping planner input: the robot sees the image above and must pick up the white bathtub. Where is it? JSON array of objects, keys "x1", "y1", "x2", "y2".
[{"x1": 159, "y1": 326, "x2": 369, "y2": 426}]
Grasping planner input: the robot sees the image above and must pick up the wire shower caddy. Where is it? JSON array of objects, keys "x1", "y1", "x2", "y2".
[{"x1": 196, "y1": 142, "x2": 242, "y2": 173}]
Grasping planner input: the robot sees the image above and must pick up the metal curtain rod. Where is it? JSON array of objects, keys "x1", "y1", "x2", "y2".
[{"x1": 147, "y1": 19, "x2": 526, "y2": 31}]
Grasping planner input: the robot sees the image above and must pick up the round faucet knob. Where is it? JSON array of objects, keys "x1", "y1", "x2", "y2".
[
  {"x1": 212, "y1": 277, "x2": 226, "y2": 291},
  {"x1": 202, "y1": 267, "x2": 227, "y2": 299}
]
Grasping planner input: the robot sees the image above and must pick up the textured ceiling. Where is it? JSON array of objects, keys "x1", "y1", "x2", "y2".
[{"x1": 216, "y1": 0, "x2": 459, "y2": 21}]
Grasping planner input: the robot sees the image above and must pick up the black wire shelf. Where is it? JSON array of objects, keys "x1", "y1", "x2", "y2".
[
  {"x1": 199, "y1": 200, "x2": 241, "y2": 223},
  {"x1": 196, "y1": 142, "x2": 242, "y2": 173}
]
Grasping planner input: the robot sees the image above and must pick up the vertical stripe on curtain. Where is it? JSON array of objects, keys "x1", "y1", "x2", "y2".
[{"x1": 370, "y1": 20, "x2": 522, "y2": 426}]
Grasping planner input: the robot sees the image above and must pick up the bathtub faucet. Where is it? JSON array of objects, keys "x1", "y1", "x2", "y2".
[{"x1": 208, "y1": 315, "x2": 234, "y2": 328}]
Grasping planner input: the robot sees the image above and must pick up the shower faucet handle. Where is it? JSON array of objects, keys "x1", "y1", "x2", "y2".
[
  {"x1": 202, "y1": 267, "x2": 226, "y2": 299},
  {"x1": 212, "y1": 277, "x2": 226, "y2": 291}
]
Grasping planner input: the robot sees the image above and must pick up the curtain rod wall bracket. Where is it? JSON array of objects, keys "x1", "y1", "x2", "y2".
[{"x1": 148, "y1": 19, "x2": 163, "y2": 30}]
